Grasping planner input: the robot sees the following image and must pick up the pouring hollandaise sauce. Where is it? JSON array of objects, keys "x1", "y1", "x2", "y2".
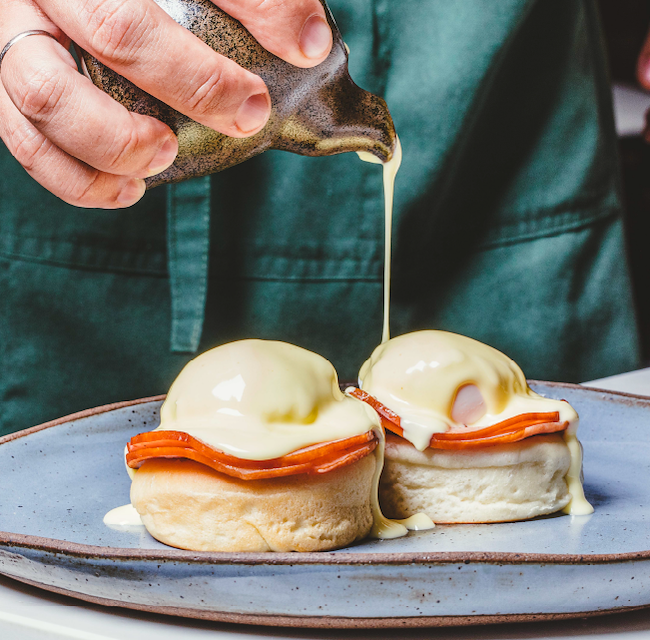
[
  {"x1": 355, "y1": 137, "x2": 591, "y2": 520},
  {"x1": 105, "y1": 125, "x2": 590, "y2": 549},
  {"x1": 357, "y1": 136, "x2": 402, "y2": 343}
]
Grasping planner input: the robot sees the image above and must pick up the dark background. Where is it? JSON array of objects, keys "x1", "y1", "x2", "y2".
[{"x1": 598, "y1": 0, "x2": 650, "y2": 364}]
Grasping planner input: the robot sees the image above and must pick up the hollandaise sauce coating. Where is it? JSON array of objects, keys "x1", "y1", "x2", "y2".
[{"x1": 158, "y1": 339, "x2": 379, "y2": 461}]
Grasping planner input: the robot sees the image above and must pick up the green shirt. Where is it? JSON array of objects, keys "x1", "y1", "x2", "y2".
[{"x1": 0, "y1": 0, "x2": 639, "y2": 435}]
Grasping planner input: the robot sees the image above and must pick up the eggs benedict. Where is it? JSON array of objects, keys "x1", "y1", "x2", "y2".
[
  {"x1": 349, "y1": 330, "x2": 593, "y2": 523},
  {"x1": 125, "y1": 339, "x2": 431, "y2": 552}
]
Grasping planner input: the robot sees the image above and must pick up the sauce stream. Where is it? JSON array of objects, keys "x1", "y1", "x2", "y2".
[{"x1": 357, "y1": 136, "x2": 402, "y2": 343}]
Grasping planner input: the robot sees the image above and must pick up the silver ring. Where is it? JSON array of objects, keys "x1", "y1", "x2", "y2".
[{"x1": 0, "y1": 30, "x2": 59, "y2": 73}]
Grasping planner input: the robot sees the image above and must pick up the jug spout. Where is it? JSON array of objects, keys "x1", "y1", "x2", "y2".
[{"x1": 273, "y1": 77, "x2": 397, "y2": 164}]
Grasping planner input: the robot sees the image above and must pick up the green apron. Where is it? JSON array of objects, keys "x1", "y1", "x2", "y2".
[{"x1": 0, "y1": 0, "x2": 639, "y2": 436}]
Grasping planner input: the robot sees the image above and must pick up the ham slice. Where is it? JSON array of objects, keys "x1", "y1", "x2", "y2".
[
  {"x1": 126, "y1": 429, "x2": 378, "y2": 479},
  {"x1": 347, "y1": 387, "x2": 567, "y2": 450}
]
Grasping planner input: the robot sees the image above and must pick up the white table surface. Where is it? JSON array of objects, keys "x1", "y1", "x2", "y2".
[
  {"x1": 3, "y1": 368, "x2": 650, "y2": 640},
  {"x1": 612, "y1": 83, "x2": 650, "y2": 137}
]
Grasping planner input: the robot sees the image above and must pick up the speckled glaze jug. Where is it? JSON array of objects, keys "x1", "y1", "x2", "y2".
[{"x1": 80, "y1": 0, "x2": 397, "y2": 188}]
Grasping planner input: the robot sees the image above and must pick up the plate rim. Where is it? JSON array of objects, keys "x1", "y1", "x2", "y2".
[
  {"x1": 1, "y1": 381, "x2": 648, "y2": 567},
  {"x1": 5, "y1": 573, "x2": 650, "y2": 629}
]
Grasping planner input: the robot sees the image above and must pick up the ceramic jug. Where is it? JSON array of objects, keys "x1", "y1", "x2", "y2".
[{"x1": 80, "y1": 0, "x2": 397, "y2": 188}]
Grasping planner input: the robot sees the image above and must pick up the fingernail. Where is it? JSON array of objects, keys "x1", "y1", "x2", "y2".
[
  {"x1": 235, "y1": 93, "x2": 270, "y2": 134},
  {"x1": 300, "y1": 15, "x2": 332, "y2": 60},
  {"x1": 117, "y1": 178, "x2": 146, "y2": 207},
  {"x1": 147, "y1": 137, "x2": 178, "y2": 177}
]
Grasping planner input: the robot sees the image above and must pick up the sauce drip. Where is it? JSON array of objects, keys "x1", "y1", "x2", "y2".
[
  {"x1": 103, "y1": 504, "x2": 143, "y2": 527},
  {"x1": 562, "y1": 430, "x2": 594, "y2": 515},
  {"x1": 357, "y1": 136, "x2": 402, "y2": 343},
  {"x1": 347, "y1": 397, "x2": 433, "y2": 539}
]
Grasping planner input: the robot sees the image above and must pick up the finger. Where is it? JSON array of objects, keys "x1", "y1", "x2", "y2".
[
  {"x1": 39, "y1": 0, "x2": 271, "y2": 137},
  {"x1": 637, "y1": 26, "x2": 650, "y2": 91},
  {"x1": 213, "y1": 0, "x2": 333, "y2": 68},
  {"x1": 0, "y1": 77, "x2": 145, "y2": 208},
  {"x1": 2, "y1": 35, "x2": 178, "y2": 178}
]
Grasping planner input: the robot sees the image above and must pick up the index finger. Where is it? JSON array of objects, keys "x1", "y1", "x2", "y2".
[{"x1": 39, "y1": 0, "x2": 271, "y2": 137}]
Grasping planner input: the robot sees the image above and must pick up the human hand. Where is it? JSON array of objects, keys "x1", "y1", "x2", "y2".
[{"x1": 0, "y1": 0, "x2": 333, "y2": 209}]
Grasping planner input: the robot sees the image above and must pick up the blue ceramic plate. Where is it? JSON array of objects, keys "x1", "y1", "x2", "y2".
[{"x1": 0, "y1": 382, "x2": 649, "y2": 628}]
